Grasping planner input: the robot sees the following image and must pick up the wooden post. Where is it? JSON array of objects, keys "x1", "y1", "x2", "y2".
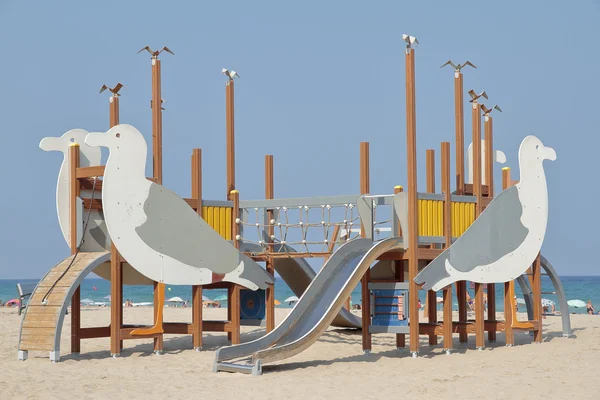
[
  {"x1": 532, "y1": 253, "x2": 543, "y2": 342},
  {"x1": 110, "y1": 243, "x2": 121, "y2": 356},
  {"x1": 405, "y1": 44, "x2": 420, "y2": 357},
  {"x1": 472, "y1": 98, "x2": 484, "y2": 350},
  {"x1": 360, "y1": 142, "x2": 371, "y2": 353},
  {"x1": 454, "y1": 71, "x2": 465, "y2": 195},
  {"x1": 502, "y1": 167, "x2": 514, "y2": 346},
  {"x1": 69, "y1": 144, "x2": 81, "y2": 354},
  {"x1": 265, "y1": 155, "x2": 275, "y2": 333},
  {"x1": 425, "y1": 149, "x2": 437, "y2": 345},
  {"x1": 441, "y1": 142, "x2": 453, "y2": 353},
  {"x1": 229, "y1": 190, "x2": 241, "y2": 344},
  {"x1": 191, "y1": 149, "x2": 203, "y2": 350},
  {"x1": 151, "y1": 55, "x2": 165, "y2": 352},
  {"x1": 107, "y1": 92, "x2": 124, "y2": 352},
  {"x1": 484, "y1": 113, "x2": 496, "y2": 342},
  {"x1": 394, "y1": 185, "x2": 405, "y2": 349},
  {"x1": 151, "y1": 58, "x2": 163, "y2": 185},
  {"x1": 226, "y1": 80, "x2": 236, "y2": 199}
]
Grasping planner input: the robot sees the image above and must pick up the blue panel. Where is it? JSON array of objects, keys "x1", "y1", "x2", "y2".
[
  {"x1": 375, "y1": 305, "x2": 403, "y2": 313},
  {"x1": 240, "y1": 289, "x2": 266, "y2": 320},
  {"x1": 372, "y1": 289, "x2": 405, "y2": 297}
]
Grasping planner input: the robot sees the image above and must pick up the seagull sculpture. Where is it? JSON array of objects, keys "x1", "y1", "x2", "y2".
[
  {"x1": 468, "y1": 90, "x2": 488, "y2": 102},
  {"x1": 222, "y1": 68, "x2": 240, "y2": 80},
  {"x1": 414, "y1": 135, "x2": 556, "y2": 291},
  {"x1": 480, "y1": 104, "x2": 503, "y2": 115},
  {"x1": 85, "y1": 124, "x2": 274, "y2": 335},
  {"x1": 440, "y1": 60, "x2": 476, "y2": 71},
  {"x1": 39, "y1": 129, "x2": 107, "y2": 250},
  {"x1": 99, "y1": 83, "x2": 124, "y2": 96},
  {"x1": 137, "y1": 46, "x2": 174, "y2": 58}
]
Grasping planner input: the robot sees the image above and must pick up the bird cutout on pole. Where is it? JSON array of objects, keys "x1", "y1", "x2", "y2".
[
  {"x1": 137, "y1": 46, "x2": 175, "y2": 59},
  {"x1": 466, "y1": 140, "x2": 506, "y2": 185},
  {"x1": 414, "y1": 135, "x2": 557, "y2": 291},
  {"x1": 440, "y1": 60, "x2": 476, "y2": 72},
  {"x1": 480, "y1": 104, "x2": 502, "y2": 115},
  {"x1": 402, "y1": 34, "x2": 419, "y2": 52},
  {"x1": 468, "y1": 90, "x2": 488, "y2": 103},
  {"x1": 222, "y1": 68, "x2": 240, "y2": 80},
  {"x1": 99, "y1": 83, "x2": 124, "y2": 96}
]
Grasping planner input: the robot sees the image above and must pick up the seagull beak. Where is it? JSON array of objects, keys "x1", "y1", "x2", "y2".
[
  {"x1": 543, "y1": 146, "x2": 557, "y2": 161},
  {"x1": 39, "y1": 137, "x2": 65, "y2": 152},
  {"x1": 85, "y1": 132, "x2": 109, "y2": 148}
]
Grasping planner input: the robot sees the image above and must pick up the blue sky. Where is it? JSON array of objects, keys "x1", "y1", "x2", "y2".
[{"x1": 0, "y1": 0, "x2": 598, "y2": 278}]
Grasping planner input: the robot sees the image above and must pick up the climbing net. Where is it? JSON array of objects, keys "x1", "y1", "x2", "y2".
[{"x1": 237, "y1": 199, "x2": 394, "y2": 256}]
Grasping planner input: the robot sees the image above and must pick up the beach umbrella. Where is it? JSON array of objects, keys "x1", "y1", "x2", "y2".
[
  {"x1": 567, "y1": 299, "x2": 586, "y2": 308},
  {"x1": 202, "y1": 295, "x2": 211, "y2": 301},
  {"x1": 516, "y1": 298, "x2": 526, "y2": 305},
  {"x1": 436, "y1": 297, "x2": 444, "y2": 303},
  {"x1": 104, "y1": 295, "x2": 111, "y2": 300},
  {"x1": 213, "y1": 295, "x2": 228, "y2": 302},
  {"x1": 5, "y1": 298, "x2": 20, "y2": 306},
  {"x1": 80, "y1": 298, "x2": 94, "y2": 305},
  {"x1": 167, "y1": 296, "x2": 184, "y2": 302},
  {"x1": 274, "y1": 299, "x2": 281, "y2": 305},
  {"x1": 541, "y1": 298, "x2": 555, "y2": 307},
  {"x1": 285, "y1": 296, "x2": 299, "y2": 303}
]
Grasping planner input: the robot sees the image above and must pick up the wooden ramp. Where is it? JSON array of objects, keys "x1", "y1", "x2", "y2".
[{"x1": 18, "y1": 251, "x2": 110, "y2": 362}]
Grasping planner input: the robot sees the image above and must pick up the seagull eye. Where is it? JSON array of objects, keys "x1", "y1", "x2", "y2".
[
  {"x1": 116, "y1": 133, "x2": 121, "y2": 138},
  {"x1": 69, "y1": 138, "x2": 75, "y2": 143},
  {"x1": 535, "y1": 145, "x2": 539, "y2": 150}
]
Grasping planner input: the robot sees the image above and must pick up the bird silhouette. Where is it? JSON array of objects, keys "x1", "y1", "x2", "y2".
[
  {"x1": 481, "y1": 104, "x2": 502, "y2": 115},
  {"x1": 468, "y1": 89, "x2": 488, "y2": 102},
  {"x1": 99, "y1": 83, "x2": 124, "y2": 96},
  {"x1": 150, "y1": 98, "x2": 166, "y2": 110},
  {"x1": 137, "y1": 46, "x2": 175, "y2": 58},
  {"x1": 222, "y1": 68, "x2": 240, "y2": 80},
  {"x1": 440, "y1": 60, "x2": 476, "y2": 71},
  {"x1": 402, "y1": 34, "x2": 419, "y2": 47}
]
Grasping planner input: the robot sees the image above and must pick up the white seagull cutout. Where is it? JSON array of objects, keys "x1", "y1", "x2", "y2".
[{"x1": 415, "y1": 135, "x2": 556, "y2": 291}]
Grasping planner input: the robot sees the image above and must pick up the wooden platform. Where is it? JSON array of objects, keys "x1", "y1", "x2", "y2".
[{"x1": 18, "y1": 252, "x2": 110, "y2": 358}]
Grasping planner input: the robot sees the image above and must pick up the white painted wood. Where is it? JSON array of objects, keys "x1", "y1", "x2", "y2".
[
  {"x1": 85, "y1": 125, "x2": 273, "y2": 289},
  {"x1": 466, "y1": 140, "x2": 506, "y2": 184}
]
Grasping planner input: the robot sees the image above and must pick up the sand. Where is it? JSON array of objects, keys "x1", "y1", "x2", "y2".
[{"x1": 1, "y1": 306, "x2": 598, "y2": 399}]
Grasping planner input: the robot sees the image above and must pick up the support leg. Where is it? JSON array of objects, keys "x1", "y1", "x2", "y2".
[
  {"x1": 475, "y1": 282, "x2": 485, "y2": 350},
  {"x1": 71, "y1": 286, "x2": 81, "y2": 354},
  {"x1": 192, "y1": 285, "x2": 203, "y2": 350}
]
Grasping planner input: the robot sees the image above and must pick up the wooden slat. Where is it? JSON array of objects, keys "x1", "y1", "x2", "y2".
[
  {"x1": 29, "y1": 286, "x2": 71, "y2": 305},
  {"x1": 81, "y1": 198, "x2": 103, "y2": 210},
  {"x1": 463, "y1": 183, "x2": 489, "y2": 196},
  {"x1": 164, "y1": 322, "x2": 194, "y2": 335},
  {"x1": 80, "y1": 326, "x2": 111, "y2": 339},
  {"x1": 184, "y1": 198, "x2": 198, "y2": 210},
  {"x1": 76, "y1": 166, "x2": 105, "y2": 178},
  {"x1": 79, "y1": 178, "x2": 103, "y2": 190}
]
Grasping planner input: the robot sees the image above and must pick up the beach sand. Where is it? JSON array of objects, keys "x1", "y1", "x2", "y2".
[{"x1": 1, "y1": 306, "x2": 598, "y2": 399}]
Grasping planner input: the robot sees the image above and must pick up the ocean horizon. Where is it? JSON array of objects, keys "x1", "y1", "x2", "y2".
[{"x1": 2, "y1": 275, "x2": 599, "y2": 314}]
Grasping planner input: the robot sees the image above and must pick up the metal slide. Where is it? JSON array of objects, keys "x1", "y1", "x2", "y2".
[
  {"x1": 268, "y1": 240, "x2": 362, "y2": 328},
  {"x1": 214, "y1": 237, "x2": 404, "y2": 375}
]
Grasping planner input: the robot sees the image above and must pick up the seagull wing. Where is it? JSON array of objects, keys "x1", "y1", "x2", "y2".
[
  {"x1": 161, "y1": 46, "x2": 175, "y2": 55},
  {"x1": 415, "y1": 186, "x2": 529, "y2": 289},
  {"x1": 137, "y1": 46, "x2": 153, "y2": 54},
  {"x1": 134, "y1": 183, "x2": 242, "y2": 274},
  {"x1": 113, "y1": 83, "x2": 123, "y2": 93},
  {"x1": 463, "y1": 61, "x2": 476, "y2": 69},
  {"x1": 99, "y1": 84, "x2": 108, "y2": 94}
]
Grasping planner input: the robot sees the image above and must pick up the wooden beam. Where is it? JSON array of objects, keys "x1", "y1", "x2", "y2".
[
  {"x1": 454, "y1": 71, "x2": 465, "y2": 194},
  {"x1": 76, "y1": 166, "x2": 106, "y2": 179},
  {"x1": 501, "y1": 167, "x2": 514, "y2": 346},
  {"x1": 360, "y1": 142, "x2": 371, "y2": 353},
  {"x1": 69, "y1": 145, "x2": 81, "y2": 354},
  {"x1": 394, "y1": 185, "x2": 405, "y2": 349},
  {"x1": 441, "y1": 142, "x2": 453, "y2": 352},
  {"x1": 472, "y1": 99, "x2": 485, "y2": 350},
  {"x1": 226, "y1": 80, "x2": 235, "y2": 199},
  {"x1": 191, "y1": 148, "x2": 203, "y2": 350},
  {"x1": 265, "y1": 155, "x2": 275, "y2": 333},
  {"x1": 406, "y1": 47, "x2": 420, "y2": 356},
  {"x1": 532, "y1": 253, "x2": 543, "y2": 342},
  {"x1": 425, "y1": 149, "x2": 437, "y2": 345}
]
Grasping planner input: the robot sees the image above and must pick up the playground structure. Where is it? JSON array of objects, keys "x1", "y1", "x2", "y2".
[{"x1": 18, "y1": 36, "x2": 570, "y2": 373}]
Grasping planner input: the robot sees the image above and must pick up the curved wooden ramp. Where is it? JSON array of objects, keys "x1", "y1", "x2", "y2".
[{"x1": 18, "y1": 251, "x2": 110, "y2": 362}]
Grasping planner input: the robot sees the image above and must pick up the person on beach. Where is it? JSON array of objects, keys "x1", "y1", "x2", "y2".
[
  {"x1": 466, "y1": 291, "x2": 474, "y2": 311},
  {"x1": 587, "y1": 300, "x2": 594, "y2": 315}
]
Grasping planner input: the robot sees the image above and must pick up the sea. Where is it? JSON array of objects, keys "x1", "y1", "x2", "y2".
[{"x1": 2, "y1": 275, "x2": 599, "y2": 314}]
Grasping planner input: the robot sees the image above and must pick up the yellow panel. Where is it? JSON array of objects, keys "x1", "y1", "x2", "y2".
[
  {"x1": 201, "y1": 206, "x2": 208, "y2": 221},
  {"x1": 225, "y1": 207, "x2": 232, "y2": 240},
  {"x1": 459, "y1": 203, "x2": 465, "y2": 235},
  {"x1": 438, "y1": 201, "x2": 442, "y2": 235},
  {"x1": 206, "y1": 206, "x2": 214, "y2": 229},
  {"x1": 212, "y1": 207, "x2": 219, "y2": 231},
  {"x1": 418, "y1": 200, "x2": 423, "y2": 236},
  {"x1": 451, "y1": 203, "x2": 456, "y2": 237},
  {"x1": 219, "y1": 207, "x2": 227, "y2": 238},
  {"x1": 427, "y1": 201, "x2": 433, "y2": 236}
]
